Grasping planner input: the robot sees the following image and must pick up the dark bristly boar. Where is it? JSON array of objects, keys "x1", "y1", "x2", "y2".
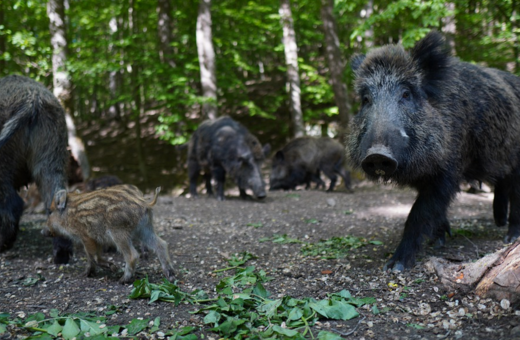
[
  {"x1": 347, "y1": 31, "x2": 520, "y2": 271},
  {"x1": 0, "y1": 75, "x2": 72, "y2": 263},
  {"x1": 44, "y1": 184, "x2": 175, "y2": 283},
  {"x1": 270, "y1": 136, "x2": 351, "y2": 192},
  {"x1": 188, "y1": 116, "x2": 270, "y2": 201},
  {"x1": 85, "y1": 175, "x2": 123, "y2": 192}
]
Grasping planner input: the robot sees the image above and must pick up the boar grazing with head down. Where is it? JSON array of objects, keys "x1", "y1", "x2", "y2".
[
  {"x1": 0, "y1": 75, "x2": 72, "y2": 264},
  {"x1": 188, "y1": 116, "x2": 270, "y2": 201},
  {"x1": 45, "y1": 184, "x2": 175, "y2": 283},
  {"x1": 347, "y1": 31, "x2": 520, "y2": 271},
  {"x1": 270, "y1": 136, "x2": 351, "y2": 192}
]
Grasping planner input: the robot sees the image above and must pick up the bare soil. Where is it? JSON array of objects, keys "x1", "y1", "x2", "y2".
[{"x1": 1, "y1": 182, "x2": 520, "y2": 339}]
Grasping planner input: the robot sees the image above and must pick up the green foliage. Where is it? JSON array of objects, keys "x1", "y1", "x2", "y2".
[
  {"x1": 126, "y1": 252, "x2": 377, "y2": 339},
  {"x1": 3, "y1": 0, "x2": 519, "y2": 145},
  {"x1": 0, "y1": 309, "x2": 196, "y2": 339},
  {"x1": 301, "y1": 236, "x2": 380, "y2": 259}
]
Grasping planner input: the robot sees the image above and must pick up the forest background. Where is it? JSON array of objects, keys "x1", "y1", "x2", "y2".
[{"x1": 1, "y1": 0, "x2": 519, "y2": 191}]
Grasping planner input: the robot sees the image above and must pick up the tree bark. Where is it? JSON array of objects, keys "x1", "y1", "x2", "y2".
[
  {"x1": 0, "y1": 2, "x2": 6, "y2": 76},
  {"x1": 196, "y1": 0, "x2": 217, "y2": 120},
  {"x1": 320, "y1": 0, "x2": 350, "y2": 143},
  {"x1": 425, "y1": 239, "x2": 520, "y2": 304},
  {"x1": 280, "y1": 0, "x2": 304, "y2": 138},
  {"x1": 129, "y1": 0, "x2": 148, "y2": 185},
  {"x1": 157, "y1": 0, "x2": 176, "y2": 68},
  {"x1": 441, "y1": 3, "x2": 456, "y2": 54},
  {"x1": 47, "y1": 0, "x2": 90, "y2": 180}
]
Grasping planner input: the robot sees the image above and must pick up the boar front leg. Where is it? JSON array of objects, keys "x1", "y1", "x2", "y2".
[
  {"x1": 81, "y1": 237, "x2": 99, "y2": 277},
  {"x1": 384, "y1": 177, "x2": 457, "y2": 271},
  {"x1": 211, "y1": 165, "x2": 226, "y2": 201}
]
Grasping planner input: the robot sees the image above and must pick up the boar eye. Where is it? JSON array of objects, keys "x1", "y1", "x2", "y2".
[
  {"x1": 401, "y1": 90, "x2": 411, "y2": 100},
  {"x1": 362, "y1": 95, "x2": 370, "y2": 105}
]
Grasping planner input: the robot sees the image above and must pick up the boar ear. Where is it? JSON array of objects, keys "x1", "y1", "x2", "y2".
[
  {"x1": 262, "y1": 143, "x2": 271, "y2": 157},
  {"x1": 54, "y1": 190, "x2": 68, "y2": 211},
  {"x1": 350, "y1": 54, "x2": 366, "y2": 72},
  {"x1": 410, "y1": 31, "x2": 452, "y2": 99},
  {"x1": 274, "y1": 150, "x2": 285, "y2": 162}
]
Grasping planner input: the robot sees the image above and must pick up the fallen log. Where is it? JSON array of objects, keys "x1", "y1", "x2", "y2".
[{"x1": 425, "y1": 239, "x2": 520, "y2": 304}]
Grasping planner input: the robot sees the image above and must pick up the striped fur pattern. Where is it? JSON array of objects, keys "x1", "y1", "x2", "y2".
[{"x1": 46, "y1": 184, "x2": 174, "y2": 283}]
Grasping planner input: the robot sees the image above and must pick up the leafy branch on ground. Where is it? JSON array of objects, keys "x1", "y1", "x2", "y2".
[
  {"x1": 0, "y1": 309, "x2": 197, "y2": 339},
  {"x1": 129, "y1": 251, "x2": 379, "y2": 339}
]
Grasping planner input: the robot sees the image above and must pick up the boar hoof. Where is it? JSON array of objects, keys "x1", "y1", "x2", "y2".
[
  {"x1": 119, "y1": 276, "x2": 134, "y2": 284},
  {"x1": 383, "y1": 260, "x2": 406, "y2": 272},
  {"x1": 504, "y1": 230, "x2": 520, "y2": 243}
]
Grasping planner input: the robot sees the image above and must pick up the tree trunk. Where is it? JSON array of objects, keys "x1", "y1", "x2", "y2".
[
  {"x1": 157, "y1": 0, "x2": 176, "y2": 68},
  {"x1": 441, "y1": 3, "x2": 456, "y2": 54},
  {"x1": 47, "y1": 0, "x2": 90, "y2": 180},
  {"x1": 0, "y1": 2, "x2": 6, "y2": 76},
  {"x1": 362, "y1": 0, "x2": 374, "y2": 50},
  {"x1": 196, "y1": 0, "x2": 217, "y2": 120},
  {"x1": 320, "y1": 0, "x2": 350, "y2": 143},
  {"x1": 129, "y1": 0, "x2": 148, "y2": 186},
  {"x1": 426, "y1": 239, "x2": 520, "y2": 304},
  {"x1": 279, "y1": 0, "x2": 304, "y2": 138}
]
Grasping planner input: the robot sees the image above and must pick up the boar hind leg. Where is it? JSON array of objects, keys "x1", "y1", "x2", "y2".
[
  {"x1": 0, "y1": 189, "x2": 24, "y2": 252},
  {"x1": 384, "y1": 178, "x2": 457, "y2": 271},
  {"x1": 493, "y1": 179, "x2": 510, "y2": 228},
  {"x1": 188, "y1": 159, "x2": 201, "y2": 197},
  {"x1": 505, "y1": 178, "x2": 520, "y2": 243}
]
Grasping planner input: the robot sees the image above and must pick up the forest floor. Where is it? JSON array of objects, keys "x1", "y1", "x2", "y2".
[{"x1": 1, "y1": 182, "x2": 520, "y2": 339}]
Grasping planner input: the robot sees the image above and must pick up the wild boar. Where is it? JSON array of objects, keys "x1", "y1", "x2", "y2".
[
  {"x1": 347, "y1": 31, "x2": 520, "y2": 271},
  {"x1": 85, "y1": 175, "x2": 123, "y2": 192},
  {"x1": 188, "y1": 116, "x2": 270, "y2": 201},
  {"x1": 0, "y1": 75, "x2": 72, "y2": 264},
  {"x1": 270, "y1": 136, "x2": 351, "y2": 192},
  {"x1": 45, "y1": 184, "x2": 175, "y2": 283}
]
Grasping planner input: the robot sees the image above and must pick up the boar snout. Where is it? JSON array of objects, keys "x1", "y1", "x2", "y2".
[{"x1": 361, "y1": 145, "x2": 398, "y2": 177}]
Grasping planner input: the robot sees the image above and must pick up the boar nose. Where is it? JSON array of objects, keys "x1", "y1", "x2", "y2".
[
  {"x1": 361, "y1": 146, "x2": 398, "y2": 177},
  {"x1": 256, "y1": 192, "x2": 266, "y2": 199}
]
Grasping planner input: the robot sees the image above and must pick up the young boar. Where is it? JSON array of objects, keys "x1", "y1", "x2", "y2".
[
  {"x1": 347, "y1": 31, "x2": 520, "y2": 271},
  {"x1": 0, "y1": 75, "x2": 72, "y2": 264},
  {"x1": 45, "y1": 184, "x2": 175, "y2": 283},
  {"x1": 270, "y1": 136, "x2": 351, "y2": 192},
  {"x1": 188, "y1": 116, "x2": 270, "y2": 201}
]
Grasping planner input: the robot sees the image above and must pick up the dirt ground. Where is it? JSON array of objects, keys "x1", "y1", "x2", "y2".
[{"x1": 1, "y1": 182, "x2": 520, "y2": 339}]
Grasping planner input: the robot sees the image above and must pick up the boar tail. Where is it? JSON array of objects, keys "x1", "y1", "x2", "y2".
[
  {"x1": 148, "y1": 187, "x2": 161, "y2": 206},
  {"x1": 0, "y1": 92, "x2": 41, "y2": 149}
]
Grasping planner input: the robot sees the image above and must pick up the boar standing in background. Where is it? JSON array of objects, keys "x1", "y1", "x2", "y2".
[
  {"x1": 0, "y1": 75, "x2": 72, "y2": 264},
  {"x1": 188, "y1": 116, "x2": 270, "y2": 201},
  {"x1": 347, "y1": 31, "x2": 520, "y2": 271},
  {"x1": 85, "y1": 175, "x2": 123, "y2": 192},
  {"x1": 45, "y1": 184, "x2": 175, "y2": 283},
  {"x1": 270, "y1": 136, "x2": 351, "y2": 192}
]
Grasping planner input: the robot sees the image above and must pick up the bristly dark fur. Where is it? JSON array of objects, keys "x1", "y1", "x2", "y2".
[
  {"x1": 410, "y1": 31, "x2": 453, "y2": 101},
  {"x1": 270, "y1": 136, "x2": 351, "y2": 192},
  {"x1": 0, "y1": 75, "x2": 72, "y2": 263},
  {"x1": 347, "y1": 31, "x2": 520, "y2": 271},
  {"x1": 188, "y1": 116, "x2": 269, "y2": 201}
]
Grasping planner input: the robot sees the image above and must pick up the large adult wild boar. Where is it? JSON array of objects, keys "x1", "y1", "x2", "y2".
[
  {"x1": 0, "y1": 75, "x2": 72, "y2": 263},
  {"x1": 347, "y1": 31, "x2": 520, "y2": 271},
  {"x1": 188, "y1": 116, "x2": 270, "y2": 201},
  {"x1": 270, "y1": 136, "x2": 351, "y2": 192}
]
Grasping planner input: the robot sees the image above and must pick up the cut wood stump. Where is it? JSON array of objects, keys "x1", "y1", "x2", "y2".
[{"x1": 425, "y1": 239, "x2": 520, "y2": 304}]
